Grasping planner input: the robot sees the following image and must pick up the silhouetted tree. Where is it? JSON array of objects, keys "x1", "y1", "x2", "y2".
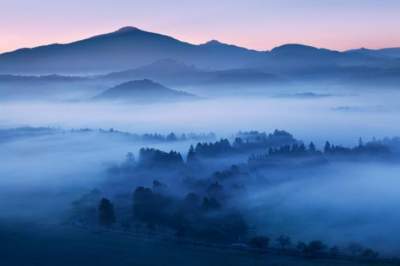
[
  {"x1": 308, "y1": 142, "x2": 316, "y2": 153},
  {"x1": 202, "y1": 197, "x2": 221, "y2": 211},
  {"x1": 324, "y1": 141, "x2": 332, "y2": 153},
  {"x1": 276, "y1": 235, "x2": 291, "y2": 249},
  {"x1": 249, "y1": 236, "x2": 270, "y2": 249},
  {"x1": 187, "y1": 145, "x2": 197, "y2": 163},
  {"x1": 358, "y1": 137, "x2": 364, "y2": 147},
  {"x1": 305, "y1": 240, "x2": 326, "y2": 256},
  {"x1": 361, "y1": 248, "x2": 379, "y2": 259},
  {"x1": 166, "y1": 132, "x2": 177, "y2": 141},
  {"x1": 347, "y1": 242, "x2": 364, "y2": 256},
  {"x1": 98, "y1": 198, "x2": 116, "y2": 227}
]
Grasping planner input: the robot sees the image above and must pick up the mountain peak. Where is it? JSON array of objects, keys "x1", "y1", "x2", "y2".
[
  {"x1": 270, "y1": 43, "x2": 337, "y2": 57},
  {"x1": 115, "y1": 26, "x2": 141, "y2": 33},
  {"x1": 271, "y1": 44, "x2": 319, "y2": 53},
  {"x1": 202, "y1": 40, "x2": 225, "y2": 46}
]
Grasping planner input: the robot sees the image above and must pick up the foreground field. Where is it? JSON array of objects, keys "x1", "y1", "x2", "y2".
[{"x1": 0, "y1": 221, "x2": 395, "y2": 266}]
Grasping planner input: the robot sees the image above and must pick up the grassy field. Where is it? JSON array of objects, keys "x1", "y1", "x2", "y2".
[{"x1": 0, "y1": 221, "x2": 396, "y2": 266}]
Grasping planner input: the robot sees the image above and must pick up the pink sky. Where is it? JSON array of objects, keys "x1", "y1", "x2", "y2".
[{"x1": 1, "y1": 0, "x2": 400, "y2": 53}]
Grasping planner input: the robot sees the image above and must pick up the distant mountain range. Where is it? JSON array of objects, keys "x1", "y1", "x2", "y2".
[
  {"x1": 0, "y1": 27, "x2": 261, "y2": 74},
  {"x1": 93, "y1": 79, "x2": 197, "y2": 103},
  {"x1": 101, "y1": 59, "x2": 282, "y2": 87},
  {"x1": 0, "y1": 26, "x2": 399, "y2": 75},
  {"x1": 346, "y1": 47, "x2": 400, "y2": 59}
]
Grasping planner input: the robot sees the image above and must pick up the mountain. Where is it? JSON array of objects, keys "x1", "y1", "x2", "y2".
[
  {"x1": 102, "y1": 59, "x2": 205, "y2": 83},
  {"x1": 346, "y1": 47, "x2": 400, "y2": 59},
  {"x1": 206, "y1": 68, "x2": 281, "y2": 85},
  {"x1": 0, "y1": 27, "x2": 262, "y2": 74},
  {"x1": 93, "y1": 79, "x2": 197, "y2": 103},
  {"x1": 270, "y1": 44, "x2": 338, "y2": 57},
  {"x1": 101, "y1": 58, "x2": 282, "y2": 88},
  {"x1": 0, "y1": 26, "x2": 399, "y2": 87}
]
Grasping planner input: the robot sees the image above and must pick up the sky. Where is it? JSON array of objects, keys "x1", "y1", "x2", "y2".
[{"x1": 1, "y1": 0, "x2": 400, "y2": 53}]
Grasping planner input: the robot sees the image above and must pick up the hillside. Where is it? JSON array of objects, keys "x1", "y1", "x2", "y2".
[{"x1": 93, "y1": 79, "x2": 197, "y2": 103}]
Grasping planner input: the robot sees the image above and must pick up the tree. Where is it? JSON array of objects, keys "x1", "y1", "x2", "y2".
[
  {"x1": 132, "y1": 186, "x2": 171, "y2": 228},
  {"x1": 98, "y1": 198, "x2": 116, "y2": 227},
  {"x1": 308, "y1": 142, "x2": 316, "y2": 153},
  {"x1": 347, "y1": 242, "x2": 364, "y2": 256},
  {"x1": 249, "y1": 236, "x2": 270, "y2": 249},
  {"x1": 324, "y1": 141, "x2": 332, "y2": 153},
  {"x1": 361, "y1": 248, "x2": 379, "y2": 259},
  {"x1": 303, "y1": 240, "x2": 326, "y2": 257},
  {"x1": 276, "y1": 235, "x2": 291, "y2": 249},
  {"x1": 166, "y1": 132, "x2": 177, "y2": 141},
  {"x1": 187, "y1": 145, "x2": 197, "y2": 162},
  {"x1": 202, "y1": 197, "x2": 221, "y2": 211},
  {"x1": 358, "y1": 137, "x2": 364, "y2": 147}
]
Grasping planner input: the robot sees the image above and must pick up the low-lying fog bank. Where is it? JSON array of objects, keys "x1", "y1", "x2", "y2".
[
  {"x1": 0, "y1": 129, "x2": 205, "y2": 220},
  {"x1": 1, "y1": 87, "x2": 400, "y2": 256},
  {"x1": 1, "y1": 91, "x2": 400, "y2": 146},
  {"x1": 244, "y1": 162, "x2": 400, "y2": 255}
]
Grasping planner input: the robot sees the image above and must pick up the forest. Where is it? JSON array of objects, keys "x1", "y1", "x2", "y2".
[{"x1": 64, "y1": 128, "x2": 400, "y2": 263}]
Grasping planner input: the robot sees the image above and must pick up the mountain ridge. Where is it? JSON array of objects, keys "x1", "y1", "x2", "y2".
[{"x1": 0, "y1": 26, "x2": 399, "y2": 75}]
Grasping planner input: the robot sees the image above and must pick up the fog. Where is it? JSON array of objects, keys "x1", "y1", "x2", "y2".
[
  {"x1": 0, "y1": 130, "x2": 198, "y2": 220},
  {"x1": 1, "y1": 84, "x2": 400, "y2": 257},
  {"x1": 242, "y1": 162, "x2": 400, "y2": 255},
  {"x1": 1, "y1": 89, "x2": 400, "y2": 145}
]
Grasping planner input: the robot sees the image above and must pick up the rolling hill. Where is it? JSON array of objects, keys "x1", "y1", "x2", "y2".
[{"x1": 93, "y1": 79, "x2": 197, "y2": 103}]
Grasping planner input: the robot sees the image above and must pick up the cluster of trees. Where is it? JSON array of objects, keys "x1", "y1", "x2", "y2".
[
  {"x1": 0, "y1": 126, "x2": 60, "y2": 142},
  {"x1": 187, "y1": 130, "x2": 298, "y2": 161},
  {"x1": 267, "y1": 142, "x2": 319, "y2": 156},
  {"x1": 246, "y1": 235, "x2": 379, "y2": 260},
  {"x1": 138, "y1": 132, "x2": 215, "y2": 142},
  {"x1": 71, "y1": 128, "x2": 216, "y2": 143},
  {"x1": 249, "y1": 138, "x2": 392, "y2": 167},
  {"x1": 92, "y1": 182, "x2": 247, "y2": 243},
  {"x1": 133, "y1": 186, "x2": 247, "y2": 242},
  {"x1": 323, "y1": 139, "x2": 390, "y2": 157},
  {"x1": 234, "y1": 130, "x2": 297, "y2": 151},
  {"x1": 70, "y1": 189, "x2": 102, "y2": 226},
  {"x1": 138, "y1": 148, "x2": 184, "y2": 168},
  {"x1": 212, "y1": 165, "x2": 241, "y2": 181},
  {"x1": 248, "y1": 235, "x2": 291, "y2": 250},
  {"x1": 296, "y1": 240, "x2": 380, "y2": 260},
  {"x1": 187, "y1": 139, "x2": 233, "y2": 160},
  {"x1": 68, "y1": 129, "x2": 398, "y2": 263},
  {"x1": 110, "y1": 131, "x2": 396, "y2": 178},
  {"x1": 91, "y1": 196, "x2": 382, "y2": 261}
]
